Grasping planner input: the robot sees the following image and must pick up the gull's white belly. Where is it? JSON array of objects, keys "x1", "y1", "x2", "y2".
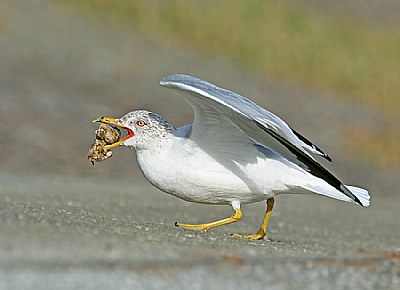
[
  {"x1": 136, "y1": 148, "x2": 274, "y2": 205},
  {"x1": 134, "y1": 141, "x2": 306, "y2": 205}
]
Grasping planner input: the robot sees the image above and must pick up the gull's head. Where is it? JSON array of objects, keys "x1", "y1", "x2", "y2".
[{"x1": 93, "y1": 110, "x2": 175, "y2": 151}]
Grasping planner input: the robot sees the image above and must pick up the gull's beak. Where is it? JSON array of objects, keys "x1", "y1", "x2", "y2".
[{"x1": 92, "y1": 116, "x2": 135, "y2": 150}]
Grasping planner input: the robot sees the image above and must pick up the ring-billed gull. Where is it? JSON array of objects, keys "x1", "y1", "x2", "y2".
[{"x1": 92, "y1": 74, "x2": 370, "y2": 240}]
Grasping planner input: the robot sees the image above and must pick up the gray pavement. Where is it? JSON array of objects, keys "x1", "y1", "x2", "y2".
[
  {"x1": 1, "y1": 1, "x2": 400, "y2": 289},
  {"x1": 1, "y1": 174, "x2": 399, "y2": 289}
]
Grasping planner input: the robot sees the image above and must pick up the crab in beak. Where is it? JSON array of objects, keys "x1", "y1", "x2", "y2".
[{"x1": 92, "y1": 117, "x2": 135, "y2": 150}]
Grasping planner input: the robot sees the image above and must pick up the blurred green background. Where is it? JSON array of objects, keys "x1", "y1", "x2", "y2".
[
  {"x1": 65, "y1": 0, "x2": 400, "y2": 112},
  {"x1": 59, "y1": 0, "x2": 400, "y2": 169}
]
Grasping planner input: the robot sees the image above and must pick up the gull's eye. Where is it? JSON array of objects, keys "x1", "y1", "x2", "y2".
[{"x1": 136, "y1": 120, "x2": 146, "y2": 127}]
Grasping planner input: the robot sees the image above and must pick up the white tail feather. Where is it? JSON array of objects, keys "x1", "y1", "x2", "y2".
[
  {"x1": 300, "y1": 183, "x2": 370, "y2": 207},
  {"x1": 301, "y1": 184, "x2": 352, "y2": 203},
  {"x1": 346, "y1": 185, "x2": 370, "y2": 207}
]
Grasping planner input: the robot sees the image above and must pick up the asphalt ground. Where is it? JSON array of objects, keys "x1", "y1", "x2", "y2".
[{"x1": 1, "y1": 174, "x2": 399, "y2": 290}]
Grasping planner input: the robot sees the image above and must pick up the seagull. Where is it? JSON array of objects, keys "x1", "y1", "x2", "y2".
[{"x1": 93, "y1": 74, "x2": 370, "y2": 240}]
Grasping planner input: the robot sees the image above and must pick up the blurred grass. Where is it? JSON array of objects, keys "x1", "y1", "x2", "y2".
[
  {"x1": 59, "y1": 0, "x2": 400, "y2": 115},
  {"x1": 344, "y1": 125, "x2": 400, "y2": 169},
  {"x1": 58, "y1": 0, "x2": 400, "y2": 168}
]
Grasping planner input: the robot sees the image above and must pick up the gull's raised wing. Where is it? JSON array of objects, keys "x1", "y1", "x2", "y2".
[
  {"x1": 160, "y1": 74, "x2": 361, "y2": 205},
  {"x1": 161, "y1": 74, "x2": 330, "y2": 162}
]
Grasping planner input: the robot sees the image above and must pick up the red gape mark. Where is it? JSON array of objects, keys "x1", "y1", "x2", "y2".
[{"x1": 119, "y1": 128, "x2": 135, "y2": 143}]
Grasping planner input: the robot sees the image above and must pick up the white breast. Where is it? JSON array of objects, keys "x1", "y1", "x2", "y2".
[{"x1": 135, "y1": 139, "x2": 269, "y2": 205}]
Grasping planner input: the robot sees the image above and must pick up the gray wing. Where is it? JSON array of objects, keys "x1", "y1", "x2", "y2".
[
  {"x1": 160, "y1": 74, "x2": 361, "y2": 205},
  {"x1": 161, "y1": 74, "x2": 331, "y2": 161}
]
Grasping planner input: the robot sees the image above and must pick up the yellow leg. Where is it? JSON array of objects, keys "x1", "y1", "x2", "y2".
[
  {"x1": 175, "y1": 209, "x2": 242, "y2": 232},
  {"x1": 232, "y1": 197, "x2": 275, "y2": 240}
]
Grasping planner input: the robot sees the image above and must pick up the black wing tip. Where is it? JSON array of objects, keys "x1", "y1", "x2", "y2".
[
  {"x1": 325, "y1": 154, "x2": 332, "y2": 162},
  {"x1": 317, "y1": 148, "x2": 332, "y2": 162},
  {"x1": 256, "y1": 122, "x2": 357, "y2": 202},
  {"x1": 292, "y1": 129, "x2": 332, "y2": 162}
]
